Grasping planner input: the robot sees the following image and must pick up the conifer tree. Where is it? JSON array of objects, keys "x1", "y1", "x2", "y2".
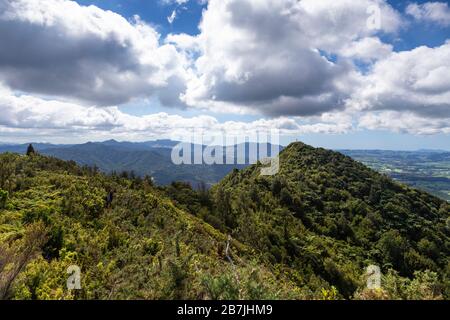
[{"x1": 26, "y1": 144, "x2": 35, "y2": 156}]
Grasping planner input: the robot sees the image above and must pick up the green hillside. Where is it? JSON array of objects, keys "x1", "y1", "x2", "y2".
[
  {"x1": 0, "y1": 143, "x2": 449, "y2": 300},
  {"x1": 41, "y1": 143, "x2": 241, "y2": 186},
  {"x1": 0, "y1": 153, "x2": 302, "y2": 300},
  {"x1": 183, "y1": 142, "x2": 450, "y2": 299}
]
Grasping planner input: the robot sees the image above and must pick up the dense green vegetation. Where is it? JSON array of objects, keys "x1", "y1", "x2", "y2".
[
  {"x1": 0, "y1": 153, "x2": 301, "y2": 299},
  {"x1": 0, "y1": 142, "x2": 449, "y2": 300},
  {"x1": 0, "y1": 141, "x2": 247, "y2": 187},
  {"x1": 165, "y1": 143, "x2": 450, "y2": 299}
]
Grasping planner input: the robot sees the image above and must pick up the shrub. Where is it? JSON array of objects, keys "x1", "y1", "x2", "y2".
[{"x1": 0, "y1": 189, "x2": 8, "y2": 209}]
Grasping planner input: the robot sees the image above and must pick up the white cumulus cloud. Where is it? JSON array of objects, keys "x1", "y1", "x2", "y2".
[
  {"x1": 170, "y1": 0, "x2": 401, "y2": 117},
  {"x1": 0, "y1": 0, "x2": 449, "y2": 138},
  {"x1": 406, "y1": 2, "x2": 450, "y2": 26},
  {"x1": 0, "y1": 0, "x2": 189, "y2": 107},
  {"x1": 0, "y1": 84, "x2": 350, "y2": 142},
  {"x1": 349, "y1": 42, "x2": 450, "y2": 118}
]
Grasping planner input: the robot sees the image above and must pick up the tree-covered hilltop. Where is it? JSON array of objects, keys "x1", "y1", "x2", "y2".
[
  {"x1": 165, "y1": 142, "x2": 450, "y2": 299},
  {"x1": 0, "y1": 153, "x2": 305, "y2": 300},
  {"x1": 0, "y1": 142, "x2": 449, "y2": 300}
]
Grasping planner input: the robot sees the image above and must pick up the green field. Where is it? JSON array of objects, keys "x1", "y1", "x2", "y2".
[{"x1": 341, "y1": 150, "x2": 450, "y2": 201}]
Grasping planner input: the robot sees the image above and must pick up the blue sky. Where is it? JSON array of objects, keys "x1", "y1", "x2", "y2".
[
  {"x1": 73, "y1": 0, "x2": 450, "y2": 49},
  {"x1": 79, "y1": 0, "x2": 450, "y2": 150},
  {"x1": 0, "y1": 0, "x2": 449, "y2": 149},
  {"x1": 75, "y1": 0, "x2": 207, "y2": 36}
]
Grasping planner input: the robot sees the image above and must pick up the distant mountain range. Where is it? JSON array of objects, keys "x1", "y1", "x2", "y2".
[
  {"x1": 1, "y1": 141, "x2": 449, "y2": 200},
  {"x1": 0, "y1": 140, "x2": 281, "y2": 187}
]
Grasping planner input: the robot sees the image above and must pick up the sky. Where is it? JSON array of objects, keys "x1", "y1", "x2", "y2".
[{"x1": 0, "y1": 0, "x2": 449, "y2": 150}]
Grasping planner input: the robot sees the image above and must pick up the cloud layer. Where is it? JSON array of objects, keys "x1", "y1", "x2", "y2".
[
  {"x1": 175, "y1": 0, "x2": 401, "y2": 117},
  {"x1": 0, "y1": 0, "x2": 449, "y2": 139},
  {"x1": 0, "y1": 84, "x2": 353, "y2": 143},
  {"x1": 349, "y1": 41, "x2": 450, "y2": 118},
  {"x1": 406, "y1": 2, "x2": 450, "y2": 26},
  {"x1": 0, "y1": 0, "x2": 188, "y2": 106}
]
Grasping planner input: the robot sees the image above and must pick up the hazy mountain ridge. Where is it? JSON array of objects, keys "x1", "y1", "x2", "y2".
[
  {"x1": 0, "y1": 140, "x2": 280, "y2": 187},
  {"x1": 1, "y1": 141, "x2": 449, "y2": 200}
]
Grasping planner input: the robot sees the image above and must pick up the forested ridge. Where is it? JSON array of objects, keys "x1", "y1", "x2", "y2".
[
  {"x1": 165, "y1": 142, "x2": 450, "y2": 299},
  {"x1": 0, "y1": 142, "x2": 449, "y2": 299}
]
